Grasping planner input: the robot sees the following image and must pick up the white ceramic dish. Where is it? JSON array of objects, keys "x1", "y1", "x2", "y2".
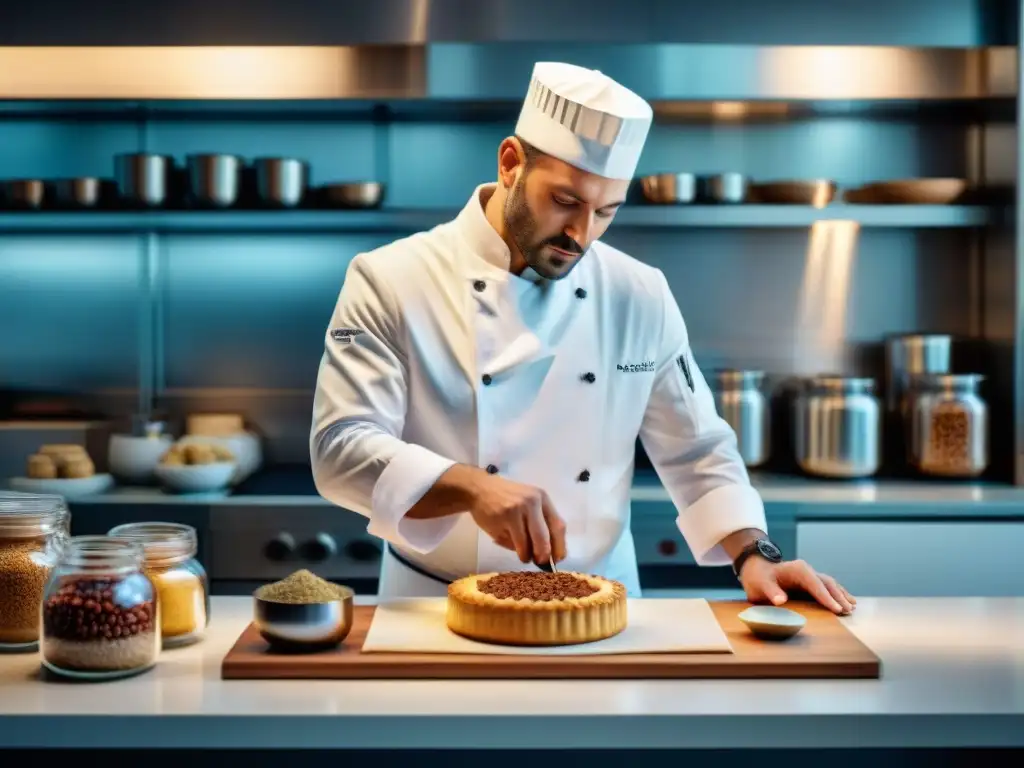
[
  {"x1": 154, "y1": 462, "x2": 236, "y2": 494},
  {"x1": 8, "y1": 473, "x2": 114, "y2": 500},
  {"x1": 737, "y1": 605, "x2": 807, "y2": 641},
  {"x1": 107, "y1": 433, "x2": 174, "y2": 484}
]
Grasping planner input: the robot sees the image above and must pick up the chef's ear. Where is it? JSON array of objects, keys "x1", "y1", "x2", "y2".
[{"x1": 497, "y1": 136, "x2": 527, "y2": 188}]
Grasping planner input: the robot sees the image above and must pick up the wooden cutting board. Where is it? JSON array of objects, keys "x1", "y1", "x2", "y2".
[{"x1": 220, "y1": 600, "x2": 881, "y2": 680}]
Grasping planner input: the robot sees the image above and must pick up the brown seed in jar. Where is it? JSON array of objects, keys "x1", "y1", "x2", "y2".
[{"x1": 0, "y1": 536, "x2": 56, "y2": 645}]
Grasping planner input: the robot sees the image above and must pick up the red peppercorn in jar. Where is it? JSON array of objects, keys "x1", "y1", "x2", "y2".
[{"x1": 41, "y1": 536, "x2": 159, "y2": 680}]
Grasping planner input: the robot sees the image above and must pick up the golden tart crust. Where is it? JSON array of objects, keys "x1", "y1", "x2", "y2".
[{"x1": 446, "y1": 571, "x2": 628, "y2": 646}]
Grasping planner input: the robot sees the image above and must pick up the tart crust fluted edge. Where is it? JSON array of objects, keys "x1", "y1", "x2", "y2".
[{"x1": 445, "y1": 572, "x2": 628, "y2": 646}]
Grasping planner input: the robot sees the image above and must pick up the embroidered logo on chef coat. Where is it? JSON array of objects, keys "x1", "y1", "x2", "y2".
[
  {"x1": 330, "y1": 328, "x2": 365, "y2": 344},
  {"x1": 617, "y1": 360, "x2": 656, "y2": 373},
  {"x1": 676, "y1": 353, "x2": 695, "y2": 392}
]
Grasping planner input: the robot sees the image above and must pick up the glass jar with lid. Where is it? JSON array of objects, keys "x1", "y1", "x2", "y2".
[
  {"x1": 909, "y1": 373, "x2": 988, "y2": 477},
  {"x1": 108, "y1": 522, "x2": 208, "y2": 648},
  {"x1": 0, "y1": 492, "x2": 70, "y2": 651},
  {"x1": 41, "y1": 536, "x2": 159, "y2": 680}
]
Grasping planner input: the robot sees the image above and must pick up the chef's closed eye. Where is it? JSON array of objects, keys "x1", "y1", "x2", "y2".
[{"x1": 552, "y1": 194, "x2": 617, "y2": 219}]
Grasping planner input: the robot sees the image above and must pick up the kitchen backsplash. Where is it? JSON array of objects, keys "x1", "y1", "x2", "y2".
[{"x1": 0, "y1": 110, "x2": 994, "y2": 464}]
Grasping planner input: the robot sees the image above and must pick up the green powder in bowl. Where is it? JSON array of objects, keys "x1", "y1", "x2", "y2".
[{"x1": 254, "y1": 569, "x2": 351, "y2": 604}]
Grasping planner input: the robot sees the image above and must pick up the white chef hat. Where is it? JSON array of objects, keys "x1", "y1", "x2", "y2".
[{"x1": 514, "y1": 62, "x2": 653, "y2": 181}]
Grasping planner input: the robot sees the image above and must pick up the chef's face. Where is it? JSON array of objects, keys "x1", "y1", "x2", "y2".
[{"x1": 500, "y1": 139, "x2": 629, "y2": 280}]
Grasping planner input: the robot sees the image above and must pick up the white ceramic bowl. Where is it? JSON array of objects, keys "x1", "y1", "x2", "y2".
[
  {"x1": 737, "y1": 605, "x2": 807, "y2": 641},
  {"x1": 108, "y1": 433, "x2": 174, "y2": 484},
  {"x1": 177, "y1": 432, "x2": 262, "y2": 484},
  {"x1": 154, "y1": 462, "x2": 236, "y2": 494}
]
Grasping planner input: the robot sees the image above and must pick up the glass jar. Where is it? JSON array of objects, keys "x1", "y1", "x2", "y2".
[
  {"x1": 909, "y1": 373, "x2": 988, "y2": 477},
  {"x1": 0, "y1": 492, "x2": 69, "y2": 651},
  {"x1": 108, "y1": 522, "x2": 208, "y2": 648},
  {"x1": 41, "y1": 536, "x2": 159, "y2": 680}
]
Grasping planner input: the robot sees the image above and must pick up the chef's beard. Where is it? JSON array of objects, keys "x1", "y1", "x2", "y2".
[{"x1": 503, "y1": 176, "x2": 586, "y2": 280}]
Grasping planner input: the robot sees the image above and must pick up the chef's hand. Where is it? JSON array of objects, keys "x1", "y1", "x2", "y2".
[
  {"x1": 466, "y1": 472, "x2": 567, "y2": 567},
  {"x1": 739, "y1": 557, "x2": 856, "y2": 615}
]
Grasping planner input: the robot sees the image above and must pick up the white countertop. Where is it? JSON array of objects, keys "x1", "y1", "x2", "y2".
[{"x1": 0, "y1": 595, "x2": 1022, "y2": 750}]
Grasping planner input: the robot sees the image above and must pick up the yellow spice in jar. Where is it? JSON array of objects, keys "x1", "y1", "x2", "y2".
[{"x1": 147, "y1": 567, "x2": 207, "y2": 638}]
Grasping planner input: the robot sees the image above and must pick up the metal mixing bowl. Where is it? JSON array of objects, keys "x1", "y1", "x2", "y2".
[
  {"x1": 253, "y1": 586, "x2": 355, "y2": 652},
  {"x1": 319, "y1": 181, "x2": 385, "y2": 208},
  {"x1": 639, "y1": 173, "x2": 698, "y2": 204}
]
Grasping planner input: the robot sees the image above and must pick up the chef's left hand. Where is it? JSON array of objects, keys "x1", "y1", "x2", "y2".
[{"x1": 739, "y1": 557, "x2": 856, "y2": 615}]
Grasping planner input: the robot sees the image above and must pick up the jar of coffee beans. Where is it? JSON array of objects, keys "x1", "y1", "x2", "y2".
[
  {"x1": 0, "y1": 492, "x2": 70, "y2": 651},
  {"x1": 41, "y1": 536, "x2": 159, "y2": 680},
  {"x1": 108, "y1": 522, "x2": 209, "y2": 648},
  {"x1": 909, "y1": 373, "x2": 988, "y2": 477}
]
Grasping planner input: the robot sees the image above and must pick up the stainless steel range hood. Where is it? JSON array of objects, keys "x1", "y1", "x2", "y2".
[
  {"x1": 0, "y1": 44, "x2": 1015, "y2": 101},
  {"x1": 0, "y1": 0, "x2": 1014, "y2": 46}
]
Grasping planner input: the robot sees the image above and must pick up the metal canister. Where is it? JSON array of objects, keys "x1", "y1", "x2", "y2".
[
  {"x1": 114, "y1": 153, "x2": 173, "y2": 207},
  {"x1": 794, "y1": 375, "x2": 880, "y2": 478},
  {"x1": 253, "y1": 157, "x2": 308, "y2": 208},
  {"x1": 885, "y1": 334, "x2": 952, "y2": 417},
  {"x1": 909, "y1": 373, "x2": 987, "y2": 477},
  {"x1": 186, "y1": 154, "x2": 242, "y2": 208},
  {"x1": 712, "y1": 370, "x2": 769, "y2": 468}
]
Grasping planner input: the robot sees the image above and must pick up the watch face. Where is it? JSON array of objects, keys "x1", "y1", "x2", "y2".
[{"x1": 756, "y1": 539, "x2": 782, "y2": 561}]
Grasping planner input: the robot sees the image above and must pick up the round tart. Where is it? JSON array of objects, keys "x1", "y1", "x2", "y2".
[{"x1": 446, "y1": 571, "x2": 627, "y2": 646}]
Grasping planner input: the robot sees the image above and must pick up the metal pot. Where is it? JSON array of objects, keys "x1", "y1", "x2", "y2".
[
  {"x1": 186, "y1": 154, "x2": 242, "y2": 208},
  {"x1": 699, "y1": 173, "x2": 749, "y2": 203},
  {"x1": 909, "y1": 373, "x2": 987, "y2": 478},
  {"x1": 639, "y1": 173, "x2": 697, "y2": 204},
  {"x1": 712, "y1": 370, "x2": 770, "y2": 468},
  {"x1": 2, "y1": 179, "x2": 45, "y2": 209},
  {"x1": 320, "y1": 182, "x2": 385, "y2": 209},
  {"x1": 48, "y1": 177, "x2": 111, "y2": 208},
  {"x1": 114, "y1": 153, "x2": 173, "y2": 207},
  {"x1": 794, "y1": 375, "x2": 880, "y2": 478},
  {"x1": 253, "y1": 157, "x2": 308, "y2": 207}
]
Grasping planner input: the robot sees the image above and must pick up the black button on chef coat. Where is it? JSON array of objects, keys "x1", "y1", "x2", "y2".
[
  {"x1": 581, "y1": 372, "x2": 596, "y2": 383},
  {"x1": 482, "y1": 374, "x2": 492, "y2": 385},
  {"x1": 578, "y1": 470, "x2": 590, "y2": 482},
  {"x1": 575, "y1": 287, "x2": 587, "y2": 299},
  {"x1": 473, "y1": 280, "x2": 486, "y2": 292}
]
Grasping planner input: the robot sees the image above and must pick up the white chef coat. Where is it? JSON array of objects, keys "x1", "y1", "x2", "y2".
[{"x1": 310, "y1": 183, "x2": 767, "y2": 598}]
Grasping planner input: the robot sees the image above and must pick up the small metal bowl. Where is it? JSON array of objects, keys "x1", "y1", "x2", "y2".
[
  {"x1": 319, "y1": 181, "x2": 385, "y2": 209},
  {"x1": 253, "y1": 586, "x2": 355, "y2": 652},
  {"x1": 639, "y1": 173, "x2": 698, "y2": 204}
]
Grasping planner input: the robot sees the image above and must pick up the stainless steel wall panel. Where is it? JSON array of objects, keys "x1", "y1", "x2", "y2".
[
  {"x1": 0, "y1": 237, "x2": 141, "y2": 389},
  {"x1": 160, "y1": 235, "x2": 383, "y2": 390}
]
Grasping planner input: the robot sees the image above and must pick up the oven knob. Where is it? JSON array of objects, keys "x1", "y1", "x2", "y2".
[
  {"x1": 345, "y1": 539, "x2": 382, "y2": 562},
  {"x1": 263, "y1": 532, "x2": 296, "y2": 561},
  {"x1": 300, "y1": 533, "x2": 337, "y2": 562}
]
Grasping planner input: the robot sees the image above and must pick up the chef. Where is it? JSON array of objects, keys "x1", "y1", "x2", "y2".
[{"x1": 311, "y1": 61, "x2": 856, "y2": 615}]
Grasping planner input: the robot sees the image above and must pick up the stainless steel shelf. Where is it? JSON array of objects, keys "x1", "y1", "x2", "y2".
[{"x1": 0, "y1": 205, "x2": 1000, "y2": 233}]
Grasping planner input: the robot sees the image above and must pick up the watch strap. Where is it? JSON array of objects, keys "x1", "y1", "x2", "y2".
[{"x1": 732, "y1": 538, "x2": 782, "y2": 578}]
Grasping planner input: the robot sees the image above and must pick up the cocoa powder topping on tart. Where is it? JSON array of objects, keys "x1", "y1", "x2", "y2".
[{"x1": 477, "y1": 572, "x2": 599, "y2": 600}]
